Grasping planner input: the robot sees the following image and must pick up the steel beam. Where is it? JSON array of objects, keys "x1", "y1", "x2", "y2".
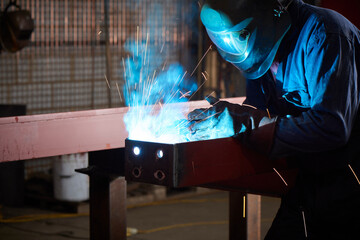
[
  {"x1": 125, "y1": 138, "x2": 295, "y2": 196},
  {"x1": 0, "y1": 98, "x2": 244, "y2": 162}
]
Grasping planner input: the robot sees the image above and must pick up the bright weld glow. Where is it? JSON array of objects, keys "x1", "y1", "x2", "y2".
[
  {"x1": 133, "y1": 147, "x2": 141, "y2": 156},
  {"x1": 157, "y1": 149, "x2": 164, "y2": 159},
  {"x1": 123, "y1": 21, "x2": 236, "y2": 144}
]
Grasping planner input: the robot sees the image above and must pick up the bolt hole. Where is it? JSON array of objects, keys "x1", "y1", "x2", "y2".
[
  {"x1": 154, "y1": 170, "x2": 165, "y2": 181},
  {"x1": 132, "y1": 167, "x2": 142, "y2": 178}
]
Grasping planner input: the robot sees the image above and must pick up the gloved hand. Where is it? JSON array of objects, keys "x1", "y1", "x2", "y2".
[{"x1": 188, "y1": 96, "x2": 278, "y2": 155}]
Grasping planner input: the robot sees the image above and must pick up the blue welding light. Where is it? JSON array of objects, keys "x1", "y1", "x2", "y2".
[
  {"x1": 133, "y1": 146, "x2": 141, "y2": 156},
  {"x1": 156, "y1": 149, "x2": 164, "y2": 159}
]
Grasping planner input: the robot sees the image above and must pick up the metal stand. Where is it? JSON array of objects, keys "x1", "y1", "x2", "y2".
[
  {"x1": 77, "y1": 148, "x2": 127, "y2": 240},
  {"x1": 89, "y1": 175, "x2": 127, "y2": 240},
  {"x1": 78, "y1": 148, "x2": 262, "y2": 240},
  {"x1": 229, "y1": 192, "x2": 261, "y2": 240}
]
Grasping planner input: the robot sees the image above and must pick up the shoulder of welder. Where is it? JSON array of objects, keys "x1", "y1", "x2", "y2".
[{"x1": 302, "y1": 3, "x2": 359, "y2": 47}]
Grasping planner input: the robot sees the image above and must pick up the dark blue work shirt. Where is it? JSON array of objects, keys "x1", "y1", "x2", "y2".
[{"x1": 244, "y1": 0, "x2": 360, "y2": 174}]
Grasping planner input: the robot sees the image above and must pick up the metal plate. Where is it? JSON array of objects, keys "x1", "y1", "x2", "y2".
[{"x1": 125, "y1": 137, "x2": 295, "y2": 194}]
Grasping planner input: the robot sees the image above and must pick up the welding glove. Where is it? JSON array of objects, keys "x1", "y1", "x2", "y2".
[{"x1": 188, "y1": 96, "x2": 277, "y2": 155}]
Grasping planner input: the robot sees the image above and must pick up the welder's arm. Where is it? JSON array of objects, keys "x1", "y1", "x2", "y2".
[
  {"x1": 270, "y1": 34, "x2": 359, "y2": 158},
  {"x1": 188, "y1": 96, "x2": 278, "y2": 154}
]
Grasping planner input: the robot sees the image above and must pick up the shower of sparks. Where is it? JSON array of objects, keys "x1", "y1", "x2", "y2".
[
  {"x1": 104, "y1": 74, "x2": 111, "y2": 89},
  {"x1": 273, "y1": 168, "x2": 288, "y2": 186},
  {"x1": 122, "y1": 26, "x2": 235, "y2": 144},
  {"x1": 348, "y1": 164, "x2": 360, "y2": 185},
  {"x1": 190, "y1": 45, "x2": 212, "y2": 76}
]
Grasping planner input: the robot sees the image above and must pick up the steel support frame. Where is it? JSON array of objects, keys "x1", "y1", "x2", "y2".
[
  {"x1": 0, "y1": 97, "x2": 268, "y2": 240},
  {"x1": 79, "y1": 147, "x2": 264, "y2": 240}
]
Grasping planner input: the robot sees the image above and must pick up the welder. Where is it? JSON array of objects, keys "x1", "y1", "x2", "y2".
[{"x1": 189, "y1": 0, "x2": 360, "y2": 238}]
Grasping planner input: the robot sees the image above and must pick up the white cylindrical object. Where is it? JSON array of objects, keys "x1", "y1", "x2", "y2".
[{"x1": 53, "y1": 153, "x2": 89, "y2": 202}]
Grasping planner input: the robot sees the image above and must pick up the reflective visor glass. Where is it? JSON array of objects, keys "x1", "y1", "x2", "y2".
[
  {"x1": 206, "y1": 27, "x2": 251, "y2": 57},
  {"x1": 200, "y1": 4, "x2": 253, "y2": 60}
]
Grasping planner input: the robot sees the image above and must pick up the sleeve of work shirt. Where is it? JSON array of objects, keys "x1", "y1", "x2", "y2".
[{"x1": 271, "y1": 25, "x2": 359, "y2": 157}]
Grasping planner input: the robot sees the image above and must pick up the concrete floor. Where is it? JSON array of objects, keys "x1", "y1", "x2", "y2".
[{"x1": 0, "y1": 191, "x2": 280, "y2": 240}]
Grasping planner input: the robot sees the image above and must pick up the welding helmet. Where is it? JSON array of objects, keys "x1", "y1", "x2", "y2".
[
  {"x1": 0, "y1": 1, "x2": 34, "y2": 53},
  {"x1": 201, "y1": 0, "x2": 292, "y2": 79}
]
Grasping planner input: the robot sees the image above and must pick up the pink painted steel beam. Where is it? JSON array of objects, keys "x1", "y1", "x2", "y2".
[{"x1": 0, "y1": 97, "x2": 245, "y2": 162}]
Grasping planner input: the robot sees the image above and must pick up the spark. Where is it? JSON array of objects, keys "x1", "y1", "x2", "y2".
[
  {"x1": 165, "y1": 89, "x2": 180, "y2": 105},
  {"x1": 104, "y1": 74, "x2": 111, "y2": 89},
  {"x1": 122, "y1": 57, "x2": 132, "y2": 105},
  {"x1": 201, "y1": 72, "x2": 208, "y2": 81},
  {"x1": 178, "y1": 71, "x2": 188, "y2": 86},
  {"x1": 206, "y1": 91, "x2": 216, "y2": 100},
  {"x1": 151, "y1": 70, "x2": 157, "y2": 83},
  {"x1": 122, "y1": 58, "x2": 127, "y2": 79},
  {"x1": 188, "y1": 73, "x2": 209, "y2": 101},
  {"x1": 191, "y1": 45, "x2": 212, "y2": 76},
  {"x1": 179, "y1": 91, "x2": 191, "y2": 99},
  {"x1": 242, "y1": 104, "x2": 257, "y2": 109},
  {"x1": 116, "y1": 82, "x2": 123, "y2": 102},
  {"x1": 273, "y1": 168, "x2": 288, "y2": 186},
  {"x1": 98, "y1": 30, "x2": 102, "y2": 35},
  {"x1": 243, "y1": 196, "x2": 246, "y2": 218},
  {"x1": 127, "y1": 56, "x2": 132, "y2": 78},
  {"x1": 144, "y1": 32, "x2": 150, "y2": 66},
  {"x1": 348, "y1": 164, "x2": 360, "y2": 185},
  {"x1": 266, "y1": 108, "x2": 271, "y2": 119},
  {"x1": 160, "y1": 41, "x2": 165, "y2": 54},
  {"x1": 136, "y1": 26, "x2": 139, "y2": 57},
  {"x1": 162, "y1": 60, "x2": 167, "y2": 71},
  {"x1": 301, "y1": 210, "x2": 308, "y2": 238}
]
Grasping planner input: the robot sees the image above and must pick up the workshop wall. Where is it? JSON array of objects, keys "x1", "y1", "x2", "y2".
[
  {"x1": 0, "y1": 0, "x2": 196, "y2": 115},
  {"x1": 0, "y1": 0, "x2": 197, "y2": 183}
]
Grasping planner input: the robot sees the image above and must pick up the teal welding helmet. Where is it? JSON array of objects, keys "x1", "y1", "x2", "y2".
[{"x1": 201, "y1": 0, "x2": 292, "y2": 79}]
